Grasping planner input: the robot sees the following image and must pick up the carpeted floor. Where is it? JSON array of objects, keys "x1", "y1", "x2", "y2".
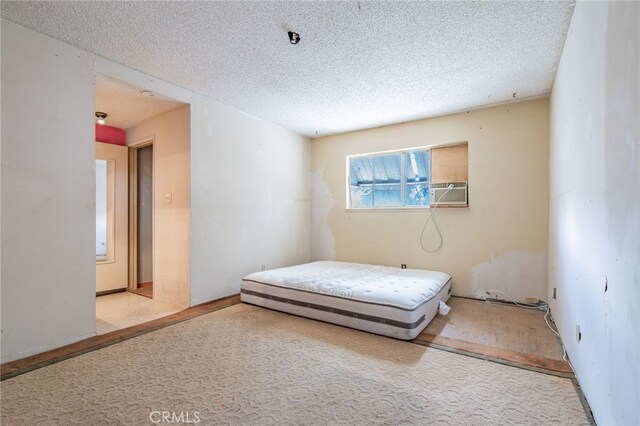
[{"x1": 1, "y1": 304, "x2": 589, "y2": 425}]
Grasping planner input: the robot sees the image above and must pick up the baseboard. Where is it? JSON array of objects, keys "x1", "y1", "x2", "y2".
[
  {"x1": 96, "y1": 288, "x2": 127, "y2": 297},
  {"x1": 1, "y1": 293, "x2": 241, "y2": 381}
]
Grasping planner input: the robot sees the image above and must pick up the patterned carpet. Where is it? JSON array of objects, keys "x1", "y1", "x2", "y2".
[{"x1": 1, "y1": 304, "x2": 589, "y2": 425}]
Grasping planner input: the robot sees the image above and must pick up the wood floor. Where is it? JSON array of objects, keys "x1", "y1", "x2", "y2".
[
  {"x1": 414, "y1": 297, "x2": 571, "y2": 374},
  {"x1": 1, "y1": 295, "x2": 571, "y2": 380}
]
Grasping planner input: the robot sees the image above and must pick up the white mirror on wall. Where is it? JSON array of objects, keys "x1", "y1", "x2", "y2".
[
  {"x1": 95, "y1": 159, "x2": 114, "y2": 262},
  {"x1": 96, "y1": 141, "x2": 129, "y2": 293}
]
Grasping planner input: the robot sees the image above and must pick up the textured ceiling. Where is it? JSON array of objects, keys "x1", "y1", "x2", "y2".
[
  {"x1": 2, "y1": 1, "x2": 575, "y2": 137},
  {"x1": 95, "y1": 74, "x2": 186, "y2": 130}
]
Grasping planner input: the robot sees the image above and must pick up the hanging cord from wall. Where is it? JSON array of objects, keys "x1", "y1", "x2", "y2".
[
  {"x1": 485, "y1": 289, "x2": 575, "y2": 372},
  {"x1": 543, "y1": 306, "x2": 575, "y2": 371},
  {"x1": 420, "y1": 184, "x2": 454, "y2": 253}
]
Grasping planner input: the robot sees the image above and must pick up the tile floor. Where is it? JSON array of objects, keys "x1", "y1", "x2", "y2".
[{"x1": 95, "y1": 292, "x2": 182, "y2": 335}]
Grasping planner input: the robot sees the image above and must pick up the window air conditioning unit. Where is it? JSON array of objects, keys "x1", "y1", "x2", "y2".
[{"x1": 430, "y1": 182, "x2": 468, "y2": 206}]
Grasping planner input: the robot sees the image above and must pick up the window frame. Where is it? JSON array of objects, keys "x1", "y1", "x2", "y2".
[
  {"x1": 345, "y1": 141, "x2": 468, "y2": 211},
  {"x1": 346, "y1": 146, "x2": 432, "y2": 211}
]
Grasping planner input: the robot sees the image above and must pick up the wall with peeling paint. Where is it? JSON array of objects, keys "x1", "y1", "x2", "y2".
[
  {"x1": 549, "y1": 1, "x2": 639, "y2": 424},
  {"x1": 1, "y1": 21, "x2": 96, "y2": 363},
  {"x1": 311, "y1": 99, "x2": 550, "y2": 302}
]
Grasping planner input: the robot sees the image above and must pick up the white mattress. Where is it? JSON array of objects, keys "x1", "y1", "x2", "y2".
[{"x1": 241, "y1": 261, "x2": 452, "y2": 340}]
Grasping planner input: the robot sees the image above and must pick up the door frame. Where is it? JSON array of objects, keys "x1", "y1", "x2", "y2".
[{"x1": 128, "y1": 136, "x2": 155, "y2": 291}]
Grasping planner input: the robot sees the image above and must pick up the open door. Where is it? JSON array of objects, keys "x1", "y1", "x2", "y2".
[
  {"x1": 128, "y1": 142, "x2": 154, "y2": 298},
  {"x1": 96, "y1": 142, "x2": 128, "y2": 293}
]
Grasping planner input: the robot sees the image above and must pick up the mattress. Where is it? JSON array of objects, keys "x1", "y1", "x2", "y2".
[{"x1": 241, "y1": 261, "x2": 452, "y2": 340}]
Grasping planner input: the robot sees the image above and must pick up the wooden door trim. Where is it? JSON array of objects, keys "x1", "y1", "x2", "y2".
[{"x1": 128, "y1": 136, "x2": 154, "y2": 291}]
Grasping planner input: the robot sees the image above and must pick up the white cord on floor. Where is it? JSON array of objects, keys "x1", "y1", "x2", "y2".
[
  {"x1": 420, "y1": 184, "x2": 453, "y2": 253},
  {"x1": 544, "y1": 305, "x2": 575, "y2": 372},
  {"x1": 485, "y1": 289, "x2": 546, "y2": 310}
]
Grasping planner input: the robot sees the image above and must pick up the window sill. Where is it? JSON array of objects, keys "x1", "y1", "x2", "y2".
[
  {"x1": 346, "y1": 205, "x2": 469, "y2": 212},
  {"x1": 429, "y1": 204, "x2": 469, "y2": 209}
]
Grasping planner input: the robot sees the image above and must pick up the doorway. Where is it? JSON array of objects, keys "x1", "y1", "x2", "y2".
[
  {"x1": 93, "y1": 72, "x2": 190, "y2": 335},
  {"x1": 129, "y1": 142, "x2": 154, "y2": 299}
]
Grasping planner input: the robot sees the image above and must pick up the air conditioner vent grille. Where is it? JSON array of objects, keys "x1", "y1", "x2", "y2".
[
  {"x1": 430, "y1": 182, "x2": 468, "y2": 206},
  {"x1": 431, "y1": 182, "x2": 467, "y2": 189}
]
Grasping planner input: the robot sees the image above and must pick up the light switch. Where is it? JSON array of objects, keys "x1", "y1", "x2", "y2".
[{"x1": 165, "y1": 193, "x2": 172, "y2": 204}]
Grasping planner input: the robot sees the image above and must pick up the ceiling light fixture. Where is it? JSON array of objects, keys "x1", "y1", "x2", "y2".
[
  {"x1": 95, "y1": 112, "x2": 108, "y2": 125},
  {"x1": 288, "y1": 31, "x2": 300, "y2": 45},
  {"x1": 141, "y1": 90, "x2": 156, "y2": 97}
]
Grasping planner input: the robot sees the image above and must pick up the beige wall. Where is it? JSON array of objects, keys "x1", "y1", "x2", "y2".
[
  {"x1": 127, "y1": 105, "x2": 191, "y2": 309},
  {"x1": 311, "y1": 99, "x2": 549, "y2": 302}
]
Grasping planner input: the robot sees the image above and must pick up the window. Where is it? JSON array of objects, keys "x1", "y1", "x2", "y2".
[{"x1": 348, "y1": 149, "x2": 431, "y2": 208}]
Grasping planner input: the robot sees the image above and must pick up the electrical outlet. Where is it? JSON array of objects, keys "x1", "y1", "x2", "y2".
[
  {"x1": 576, "y1": 325, "x2": 582, "y2": 343},
  {"x1": 401, "y1": 264, "x2": 407, "y2": 269},
  {"x1": 261, "y1": 264, "x2": 266, "y2": 271},
  {"x1": 553, "y1": 287, "x2": 557, "y2": 299}
]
